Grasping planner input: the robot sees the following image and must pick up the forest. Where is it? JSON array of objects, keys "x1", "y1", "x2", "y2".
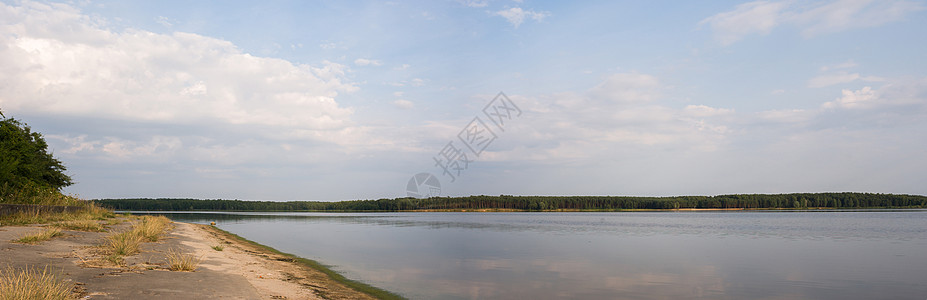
[{"x1": 94, "y1": 193, "x2": 927, "y2": 212}]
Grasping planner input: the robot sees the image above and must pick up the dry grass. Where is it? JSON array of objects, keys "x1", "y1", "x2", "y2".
[
  {"x1": 0, "y1": 266, "x2": 74, "y2": 300},
  {"x1": 53, "y1": 220, "x2": 104, "y2": 232},
  {"x1": 166, "y1": 248, "x2": 201, "y2": 271},
  {"x1": 1, "y1": 204, "x2": 115, "y2": 227},
  {"x1": 131, "y1": 215, "x2": 171, "y2": 242},
  {"x1": 14, "y1": 227, "x2": 63, "y2": 244},
  {"x1": 96, "y1": 215, "x2": 172, "y2": 266},
  {"x1": 104, "y1": 231, "x2": 144, "y2": 257}
]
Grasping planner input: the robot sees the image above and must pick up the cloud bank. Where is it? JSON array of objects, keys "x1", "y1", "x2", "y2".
[{"x1": 701, "y1": 0, "x2": 924, "y2": 45}]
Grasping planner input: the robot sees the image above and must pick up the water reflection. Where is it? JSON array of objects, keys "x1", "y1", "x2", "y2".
[{"x1": 145, "y1": 211, "x2": 927, "y2": 299}]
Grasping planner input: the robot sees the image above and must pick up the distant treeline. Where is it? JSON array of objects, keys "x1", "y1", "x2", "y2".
[{"x1": 94, "y1": 193, "x2": 927, "y2": 211}]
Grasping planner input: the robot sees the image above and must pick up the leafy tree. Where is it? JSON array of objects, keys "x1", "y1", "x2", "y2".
[{"x1": 0, "y1": 114, "x2": 73, "y2": 191}]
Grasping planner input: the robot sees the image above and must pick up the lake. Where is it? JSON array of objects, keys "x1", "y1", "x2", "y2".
[{"x1": 149, "y1": 211, "x2": 927, "y2": 299}]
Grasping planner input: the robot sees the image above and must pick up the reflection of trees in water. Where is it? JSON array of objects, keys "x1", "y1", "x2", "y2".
[
  {"x1": 137, "y1": 212, "x2": 370, "y2": 223},
  {"x1": 140, "y1": 212, "x2": 711, "y2": 235},
  {"x1": 138, "y1": 211, "x2": 927, "y2": 240},
  {"x1": 141, "y1": 212, "x2": 539, "y2": 232}
]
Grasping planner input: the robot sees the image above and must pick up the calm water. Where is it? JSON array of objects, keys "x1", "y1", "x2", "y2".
[{"x1": 150, "y1": 211, "x2": 927, "y2": 299}]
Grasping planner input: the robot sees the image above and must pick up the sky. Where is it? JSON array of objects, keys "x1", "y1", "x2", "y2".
[{"x1": 1, "y1": 0, "x2": 925, "y2": 201}]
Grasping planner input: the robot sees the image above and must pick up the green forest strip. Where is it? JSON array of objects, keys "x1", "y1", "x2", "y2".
[
  {"x1": 202, "y1": 225, "x2": 405, "y2": 300},
  {"x1": 95, "y1": 193, "x2": 927, "y2": 212}
]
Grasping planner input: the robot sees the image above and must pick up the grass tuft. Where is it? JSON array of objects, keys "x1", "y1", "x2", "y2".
[
  {"x1": 211, "y1": 245, "x2": 224, "y2": 251},
  {"x1": 104, "y1": 231, "x2": 144, "y2": 257},
  {"x1": 96, "y1": 215, "x2": 171, "y2": 266},
  {"x1": 166, "y1": 248, "x2": 201, "y2": 271},
  {"x1": 131, "y1": 216, "x2": 171, "y2": 242},
  {"x1": 0, "y1": 266, "x2": 74, "y2": 300},
  {"x1": 14, "y1": 227, "x2": 63, "y2": 244}
]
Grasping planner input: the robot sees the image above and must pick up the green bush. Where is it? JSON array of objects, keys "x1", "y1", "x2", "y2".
[{"x1": 0, "y1": 112, "x2": 74, "y2": 205}]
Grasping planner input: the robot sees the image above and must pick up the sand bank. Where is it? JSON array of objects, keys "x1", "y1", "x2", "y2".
[{"x1": 0, "y1": 218, "x2": 383, "y2": 299}]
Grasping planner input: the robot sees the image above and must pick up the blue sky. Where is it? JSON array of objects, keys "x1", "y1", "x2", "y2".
[{"x1": 1, "y1": 0, "x2": 925, "y2": 200}]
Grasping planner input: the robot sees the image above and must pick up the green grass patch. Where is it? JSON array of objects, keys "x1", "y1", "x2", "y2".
[
  {"x1": 211, "y1": 245, "x2": 224, "y2": 251},
  {"x1": 0, "y1": 182, "x2": 82, "y2": 207},
  {"x1": 14, "y1": 227, "x2": 63, "y2": 244},
  {"x1": 208, "y1": 226, "x2": 404, "y2": 300}
]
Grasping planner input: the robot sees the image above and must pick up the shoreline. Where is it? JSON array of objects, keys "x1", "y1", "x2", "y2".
[
  {"x1": 0, "y1": 216, "x2": 398, "y2": 299},
  {"x1": 122, "y1": 206, "x2": 925, "y2": 213},
  {"x1": 196, "y1": 223, "x2": 403, "y2": 300}
]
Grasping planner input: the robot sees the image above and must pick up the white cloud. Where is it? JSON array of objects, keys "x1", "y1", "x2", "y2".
[
  {"x1": 589, "y1": 73, "x2": 660, "y2": 103},
  {"x1": 461, "y1": 0, "x2": 489, "y2": 8},
  {"x1": 180, "y1": 81, "x2": 208, "y2": 96},
  {"x1": 392, "y1": 99, "x2": 414, "y2": 109},
  {"x1": 755, "y1": 109, "x2": 814, "y2": 123},
  {"x1": 821, "y1": 79, "x2": 927, "y2": 109},
  {"x1": 809, "y1": 61, "x2": 887, "y2": 88},
  {"x1": 808, "y1": 72, "x2": 861, "y2": 88},
  {"x1": 795, "y1": 0, "x2": 925, "y2": 37},
  {"x1": 683, "y1": 105, "x2": 734, "y2": 117},
  {"x1": 354, "y1": 58, "x2": 382, "y2": 66},
  {"x1": 699, "y1": 1, "x2": 788, "y2": 45},
  {"x1": 820, "y1": 60, "x2": 858, "y2": 71},
  {"x1": 702, "y1": 0, "x2": 924, "y2": 45},
  {"x1": 0, "y1": 1, "x2": 357, "y2": 135},
  {"x1": 493, "y1": 7, "x2": 550, "y2": 28},
  {"x1": 471, "y1": 74, "x2": 927, "y2": 196},
  {"x1": 100, "y1": 136, "x2": 183, "y2": 160},
  {"x1": 823, "y1": 86, "x2": 878, "y2": 109},
  {"x1": 498, "y1": 73, "x2": 927, "y2": 172},
  {"x1": 155, "y1": 16, "x2": 172, "y2": 27},
  {"x1": 47, "y1": 134, "x2": 99, "y2": 154},
  {"x1": 493, "y1": 73, "x2": 734, "y2": 160}
]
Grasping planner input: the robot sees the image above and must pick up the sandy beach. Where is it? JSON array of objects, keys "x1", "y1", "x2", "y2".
[{"x1": 0, "y1": 218, "x2": 378, "y2": 299}]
